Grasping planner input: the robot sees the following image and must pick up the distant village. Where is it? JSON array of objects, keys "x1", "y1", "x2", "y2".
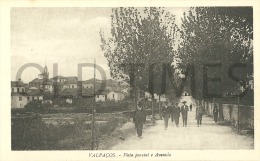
[
  {"x1": 11, "y1": 64, "x2": 168, "y2": 109},
  {"x1": 11, "y1": 64, "x2": 132, "y2": 108}
]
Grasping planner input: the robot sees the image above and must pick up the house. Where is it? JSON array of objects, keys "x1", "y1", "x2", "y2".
[
  {"x1": 60, "y1": 88, "x2": 81, "y2": 104},
  {"x1": 63, "y1": 77, "x2": 78, "y2": 89},
  {"x1": 107, "y1": 91, "x2": 125, "y2": 102},
  {"x1": 83, "y1": 78, "x2": 120, "y2": 91},
  {"x1": 82, "y1": 82, "x2": 94, "y2": 89},
  {"x1": 182, "y1": 91, "x2": 190, "y2": 96},
  {"x1": 11, "y1": 89, "x2": 43, "y2": 108},
  {"x1": 51, "y1": 75, "x2": 66, "y2": 83},
  {"x1": 95, "y1": 90, "x2": 109, "y2": 102},
  {"x1": 160, "y1": 95, "x2": 167, "y2": 102},
  {"x1": 11, "y1": 93, "x2": 29, "y2": 109},
  {"x1": 11, "y1": 79, "x2": 26, "y2": 93},
  {"x1": 30, "y1": 78, "x2": 53, "y2": 92}
]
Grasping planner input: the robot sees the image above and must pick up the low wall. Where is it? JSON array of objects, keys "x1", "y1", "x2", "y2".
[{"x1": 203, "y1": 101, "x2": 254, "y2": 130}]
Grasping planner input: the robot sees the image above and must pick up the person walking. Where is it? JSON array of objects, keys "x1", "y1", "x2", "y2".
[
  {"x1": 168, "y1": 102, "x2": 174, "y2": 123},
  {"x1": 196, "y1": 103, "x2": 203, "y2": 127},
  {"x1": 189, "y1": 103, "x2": 193, "y2": 111},
  {"x1": 173, "y1": 102, "x2": 181, "y2": 127},
  {"x1": 162, "y1": 102, "x2": 171, "y2": 130},
  {"x1": 181, "y1": 101, "x2": 189, "y2": 127},
  {"x1": 133, "y1": 101, "x2": 146, "y2": 138},
  {"x1": 213, "y1": 104, "x2": 219, "y2": 123}
]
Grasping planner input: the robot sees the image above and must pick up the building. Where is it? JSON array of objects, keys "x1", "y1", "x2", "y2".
[
  {"x1": 51, "y1": 75, "x2": 67, "y2": 83},
  {"x1": 11, "y1": 79, "x2": 26, "y2": 93},
  {"x1": 182, "y1": 91, "x2": 190, "y2": 96},
  {"x1": 62, "y1": 77, "x2": 78, "y2": 89},
  {"x1": 95, "y1": 90, "x2": 108, "y2": 102},
  {"x1": 11, "y1": 88, "x2": 43, "y2": 108},
  {"x1": 29, "y1": 64, "x2": 53, "y2": 92},
  {"x1": 60, "y1": 88, "x2": 79, "y2": 98},
  {"x1": 107, "y1": 91, "x2": 125, "y2": 102},
  {"x1": 82, "y1": 82, "x2": 94, "y2": 89}
]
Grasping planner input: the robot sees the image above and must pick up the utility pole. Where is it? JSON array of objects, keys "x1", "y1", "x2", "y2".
[{"x1": 91, "y1": 59, "x2": 96, "y2": 150}]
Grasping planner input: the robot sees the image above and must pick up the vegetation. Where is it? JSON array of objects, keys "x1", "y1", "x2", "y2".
[
  {"x1": 11, "y1": 113, "x2": 127, "y2": 150},
  {"x1": 100, "y1": 7, "x2": 180, "y2": 100},
  {"x1": 178, "y1": 7, "x2": 253, "y2": 100},
  {"x1": 13, "y1": 99, "x2": 133, "y2": 114}
]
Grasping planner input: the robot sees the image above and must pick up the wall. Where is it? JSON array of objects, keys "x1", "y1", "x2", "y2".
[
  {"x1": 222, "y1": 104, "x2": 253, "y2": 130},
  {"x1": 11, "y1": 96, "x2": 28, "y2": 108},
  {"x1": 204, "y1": 100, "x2": 254, "y2": 130}
]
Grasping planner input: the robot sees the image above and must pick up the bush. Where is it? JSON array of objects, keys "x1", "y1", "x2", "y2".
[{"x1": 25, "y1": 100, "x2": 43, "y2": 110}]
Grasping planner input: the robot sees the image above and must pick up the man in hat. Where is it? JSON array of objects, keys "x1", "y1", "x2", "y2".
[
  {"x1": 173, "y1": 102, "x2": 181, "y2": 127},
  {"x1": 196, "y1": 102, "x2": 203, "y2": 127},
  {"x1": 162, "y1": 101, "x2": 172, "y2": 130},
  {"x1": 181, "y1": 101, "x2": 189, "y2": 127},
  {"x1": 133, "y1": 101, "x2": 146, "y2": 138}
]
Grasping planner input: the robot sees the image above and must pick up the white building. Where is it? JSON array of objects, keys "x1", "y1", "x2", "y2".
[
  {"x1": 11, "y1": 93, "x2": 43, "y2": 108},
  {"x1": 107, "y1": 91, "x2": 125, "y2": 102},
  {"x1": 82, "y1": 83, "x2": 94, "y2": 89},
  {"x1": 96, "y1": 91, "x2": 107, "y2": 102},
  {"x1": 182, "y1": 91, "x2": 190, "y2": 96},
  {"x1": 11, "y1": 79, "x2": 26, "y2": 93}
]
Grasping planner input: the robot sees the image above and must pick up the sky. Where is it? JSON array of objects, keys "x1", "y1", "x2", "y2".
[{"x1": 11, "y1": 7, "x2": 189, "y2": 83}]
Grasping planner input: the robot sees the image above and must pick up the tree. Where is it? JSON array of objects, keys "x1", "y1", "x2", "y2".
[
  {"x1": 178, "y1": 7, "x2": 253, "y2": 100},
  {"x1": 178, "y1": 7, "x2": 253, "y2": 120},
  {"x1": 100, "y1": 7, "x2": 180, "y2": 103}
]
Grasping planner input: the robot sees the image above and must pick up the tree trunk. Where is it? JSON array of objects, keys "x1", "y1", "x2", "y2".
[
  {"x1": 152, "y1": 98, "x2": 155, "y2": 125},
  {"x1": 159, "y1": 99, "x2": 162, "y2": 119}
]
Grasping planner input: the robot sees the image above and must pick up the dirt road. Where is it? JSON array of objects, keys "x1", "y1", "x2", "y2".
[{"x1": 111, "y1": 96, "x2": 254, "y2": 150}]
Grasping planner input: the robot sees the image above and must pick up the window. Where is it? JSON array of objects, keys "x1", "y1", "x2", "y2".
[
  {"x1": 113, "y1": 94, "x2": 115, "y2": 98},
  {"x1": 22, "y1": 88, "x2": 25, "y2": 92},
  {"x1": 19, "y1": 97, "x2": 22, "y2": 101},
  {"x1": 18, "y1": 88, "x2": 20, "y2": 92},
  {"x1": 97, "y1": 95, "x2": 99, "y2": 98},
  {"x1": 27, "y1": 97, "x2": 30, "y2": 101},
  {"x1": 72, "y1": 85, "x2": 74, "y2": 88},
  {"x1": 12, "y1": 88, "x2": 14, "y2": 93}
]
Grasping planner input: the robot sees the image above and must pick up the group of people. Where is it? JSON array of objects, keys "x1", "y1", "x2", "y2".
[
  {"x1": 133, "y1": 99, "x2": 219, "y2": 138},
  {"x1": 161, "y1": 101, "x2": 190, "y2": 129}
]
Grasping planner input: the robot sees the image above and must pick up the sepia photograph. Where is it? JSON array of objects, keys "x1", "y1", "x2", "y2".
[
  {"x1": 10, "y1": 6, "x2": 254, "y2": 150},
  {"x1": 0, "y1": 0, "x2": 259, "y2": 161}
]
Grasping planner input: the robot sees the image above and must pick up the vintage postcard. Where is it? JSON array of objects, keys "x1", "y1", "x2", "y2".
[{"x1": 0, "y1": 0, "x2": 259, "y2": 161}]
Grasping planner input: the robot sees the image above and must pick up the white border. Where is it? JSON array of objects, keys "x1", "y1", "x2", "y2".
[{"x1": 1, "y1": 0, "x2": 259, "y2": 161}]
